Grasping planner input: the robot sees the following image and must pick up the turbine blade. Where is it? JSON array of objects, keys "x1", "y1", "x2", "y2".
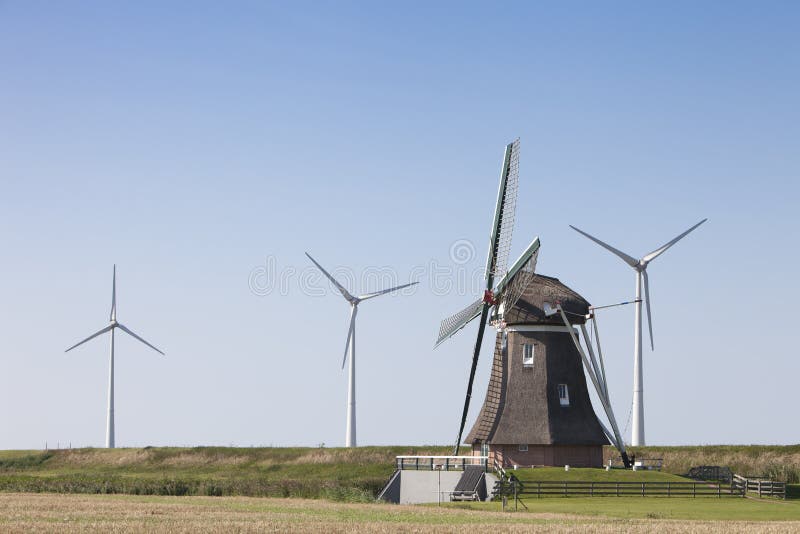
[
  {"x1": 305, "y1": 252, "x2": 356, "y2": 303},
  {"x1": 110, "y1": 265, "x2": 117, "y2": 321},
  {"x1": 642, "y1": 218, "x2": 707, "y2": 264},
  {"x1": 435, "y1": 298, "x2": 484, "y2": 348},
  {"x1": 453, "y1": 303, "x2": 490, "y2": 455},
  {"x1": 117, "y1": 323, "x2": 165, "y2": 355},
  {"x1": 643, "y1": 270, "x2": 654, "y2": 350},
  {"x1": 358, "y1": 281, "x2": 418, "y2": 301},
  {"x1": 341, "y1": 306, "x2": 357, "y2": 369},
  {"x1": 569, "y1": 225, "x2": 639, "y2": 268},
  {"x1": 65, "y1": 324, "x2": 114, "y2": 353}
]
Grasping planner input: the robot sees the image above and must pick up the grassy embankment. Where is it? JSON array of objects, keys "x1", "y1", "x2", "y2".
[
  {"x1": 617, "y1": 444, "x2": 800, "y2": 483},
  {"x1": 0, "y1": 446, "x2": 448, "y2": 500},
  {"x1": 0, "y1": 445, "x2": 798, "y2": 500}
]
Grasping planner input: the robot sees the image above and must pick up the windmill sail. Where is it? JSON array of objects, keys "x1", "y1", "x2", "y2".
[
  {"x1": 435, "y1": 299, "x2": 484, "y2": 348},
  {"x1": 453, "y1": 304, "x2": 491, "y2": 454},
  {"x1": 494, "y1": 238, "x2": 541, "y2": 320},
  {"x1": 448, "y1": 139, "x2": 522, "y2": 454},
  {"x1": 486, "y1": 138, "x2": 520, "y2": 282}
]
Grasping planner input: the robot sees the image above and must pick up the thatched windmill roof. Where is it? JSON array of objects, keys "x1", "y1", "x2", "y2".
[{"x1": 503, "y1": 274, "x2": 590, "y2": 326}]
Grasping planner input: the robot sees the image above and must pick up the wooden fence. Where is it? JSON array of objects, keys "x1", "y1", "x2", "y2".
[
  {"x1": 733, "y1": 474, "x2": 786, "y2": 499},
  {"x1": 494, "y1": 476, "x2": 787, "y2": 499},
  {"x1": 494, "y1": 480, "x2": 739, "y2": 498}
]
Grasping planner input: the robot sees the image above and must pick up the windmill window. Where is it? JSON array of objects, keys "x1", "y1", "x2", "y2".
[
  {"x1": 558, "y1": 384, "x2": 570, "y2": 406},
  {"x1": 518, "y1": 444, "x2": 528, "y2": 452},
  {"x1": 522, "y1": 344, "x2": 534, "y2": 367}
]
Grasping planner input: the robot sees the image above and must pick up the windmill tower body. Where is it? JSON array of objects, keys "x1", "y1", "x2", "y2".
[{"x1": 466, "y1": 274, "x2": 608, "y2": 468}]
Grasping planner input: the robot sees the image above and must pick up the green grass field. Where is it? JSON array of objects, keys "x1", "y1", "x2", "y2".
[{"x1": 508, "y1": 466, "x2": 688, "y2": 483}]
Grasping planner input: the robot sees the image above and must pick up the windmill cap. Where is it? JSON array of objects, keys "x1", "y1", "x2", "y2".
[{"x1": 504, "y1": 274, "x2": 590, "y2": 325}]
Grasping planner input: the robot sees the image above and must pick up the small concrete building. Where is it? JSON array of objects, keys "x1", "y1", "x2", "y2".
[{"x1": 467, "y1": 274, "x2": 608, "y2": 468}]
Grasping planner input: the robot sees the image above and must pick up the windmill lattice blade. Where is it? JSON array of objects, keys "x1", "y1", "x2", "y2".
[
  {"x1": 493, "y1": 237, "x2": 540, "y2": 297},
  {"x1": 569, "y1": 225, "x2": 639, "y2": 268},
  {"x1": 305, "y1": 252, "x2": 356, "y2": 303},
  {"x1": 642, "y1": 218, "x2": 707, "y2": 264},
  {"x1": 498, "y1": 242, "x2": 540, "y2": 314},
  {"x1": 358, "y1": 281, "x2": 418, "y2": 301},
  {"x1": 110, "y1": 264, "x2": 117, "y2": 321},
  {"x1": 453, "y1": 304, "x2": 490, "y2": 455},
  {"x1": 65, "y1": 324, "x2": 114, "y2": 352},
  {"x1": 117, "y1": 323, "x2": 165, "y2": 355},
  {"x1": 642, "y1": 270, "x2": 654, "y2": 350},
  {"x1": 342, "y1": 306, "x2": 357, "y2": 369},
  {"x1": 435, "y1": 298, "x2": 484, "y2": 348},
  {"x1": 486, "y1": 139, "x2": 520, "y2": 283}
]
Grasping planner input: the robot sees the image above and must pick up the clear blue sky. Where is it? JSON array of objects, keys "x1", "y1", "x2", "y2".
[{"x1": 1, "y1": 1, "x2": 798, "y2": 449}]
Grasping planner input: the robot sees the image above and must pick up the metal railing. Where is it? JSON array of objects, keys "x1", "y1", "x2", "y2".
[
  {"x1": 493, "y1": 457, "x2": 507, "y2": 481},
  {"x1": 609, "y1": 457, "x2": 664, "y2": 471},
  {"x1": 395, "y1": 455, "x2": 488, "y2": 471}
]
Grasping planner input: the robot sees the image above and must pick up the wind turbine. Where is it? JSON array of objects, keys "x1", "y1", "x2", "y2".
[
  {"x1": 305, "y1": 252, "x2": 417, "y2": 447},
  {"x1": 569, "y1": 219, "x2": 707, "y2": 446},
  {"x1": 65, "y1": 265, "x2": 164, "y2": 448}
]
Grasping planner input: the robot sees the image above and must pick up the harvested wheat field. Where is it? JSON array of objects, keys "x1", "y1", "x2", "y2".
[{"x1": 0, "y1": 493, "x2": 798, "y2": 533}]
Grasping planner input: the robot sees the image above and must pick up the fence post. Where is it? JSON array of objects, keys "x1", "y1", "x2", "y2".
[
  {"x1": 667, "y1": 482, "x2": 670, "y2": 497},
  {"x1": 616, "y1": 482, "x2": 619, "y2": 497},
  {"x1": 693, "y1": 483, "x2": 696, "y2": 498},
  {"x1": 758, "y1": 480, "x2": 762, "y2": 498},
  {"x1": 641, "y1": 483, "x2": 645, "y2": 497},
  {"x1": 590, "y1": 482, "x2": 594, "y2": 497},
  {"x1": 537, "y1": 481, "x2": 541, "y2": 499},
  {"x1": 514, "y1": 479, "x2": 518, "y2": 512}
]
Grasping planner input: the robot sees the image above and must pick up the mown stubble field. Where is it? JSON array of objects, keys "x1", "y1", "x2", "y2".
[{"x1": 0, "y1": 493, "x2": 798, "y2": 533}]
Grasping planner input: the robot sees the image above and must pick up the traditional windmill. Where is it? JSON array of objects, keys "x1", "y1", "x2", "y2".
[{"x1": 436, "y1": 139, "x2": 630, "y2": 467}]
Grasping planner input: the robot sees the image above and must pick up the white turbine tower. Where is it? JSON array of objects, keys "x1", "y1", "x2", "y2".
[
  {"x1": 65, "y1": 265, "x2": 164, "y2": 448},
  {"x1": 305, "y1": 253, "x2": 417, "y2": 447},
  {"x1": 570, "y1": 219, "x2": 706, "y2": 446}
]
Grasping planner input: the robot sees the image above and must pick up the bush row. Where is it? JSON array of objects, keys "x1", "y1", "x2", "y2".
[{"x1": 0, "y1": 475, "x2": 383, "y2": 502}]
